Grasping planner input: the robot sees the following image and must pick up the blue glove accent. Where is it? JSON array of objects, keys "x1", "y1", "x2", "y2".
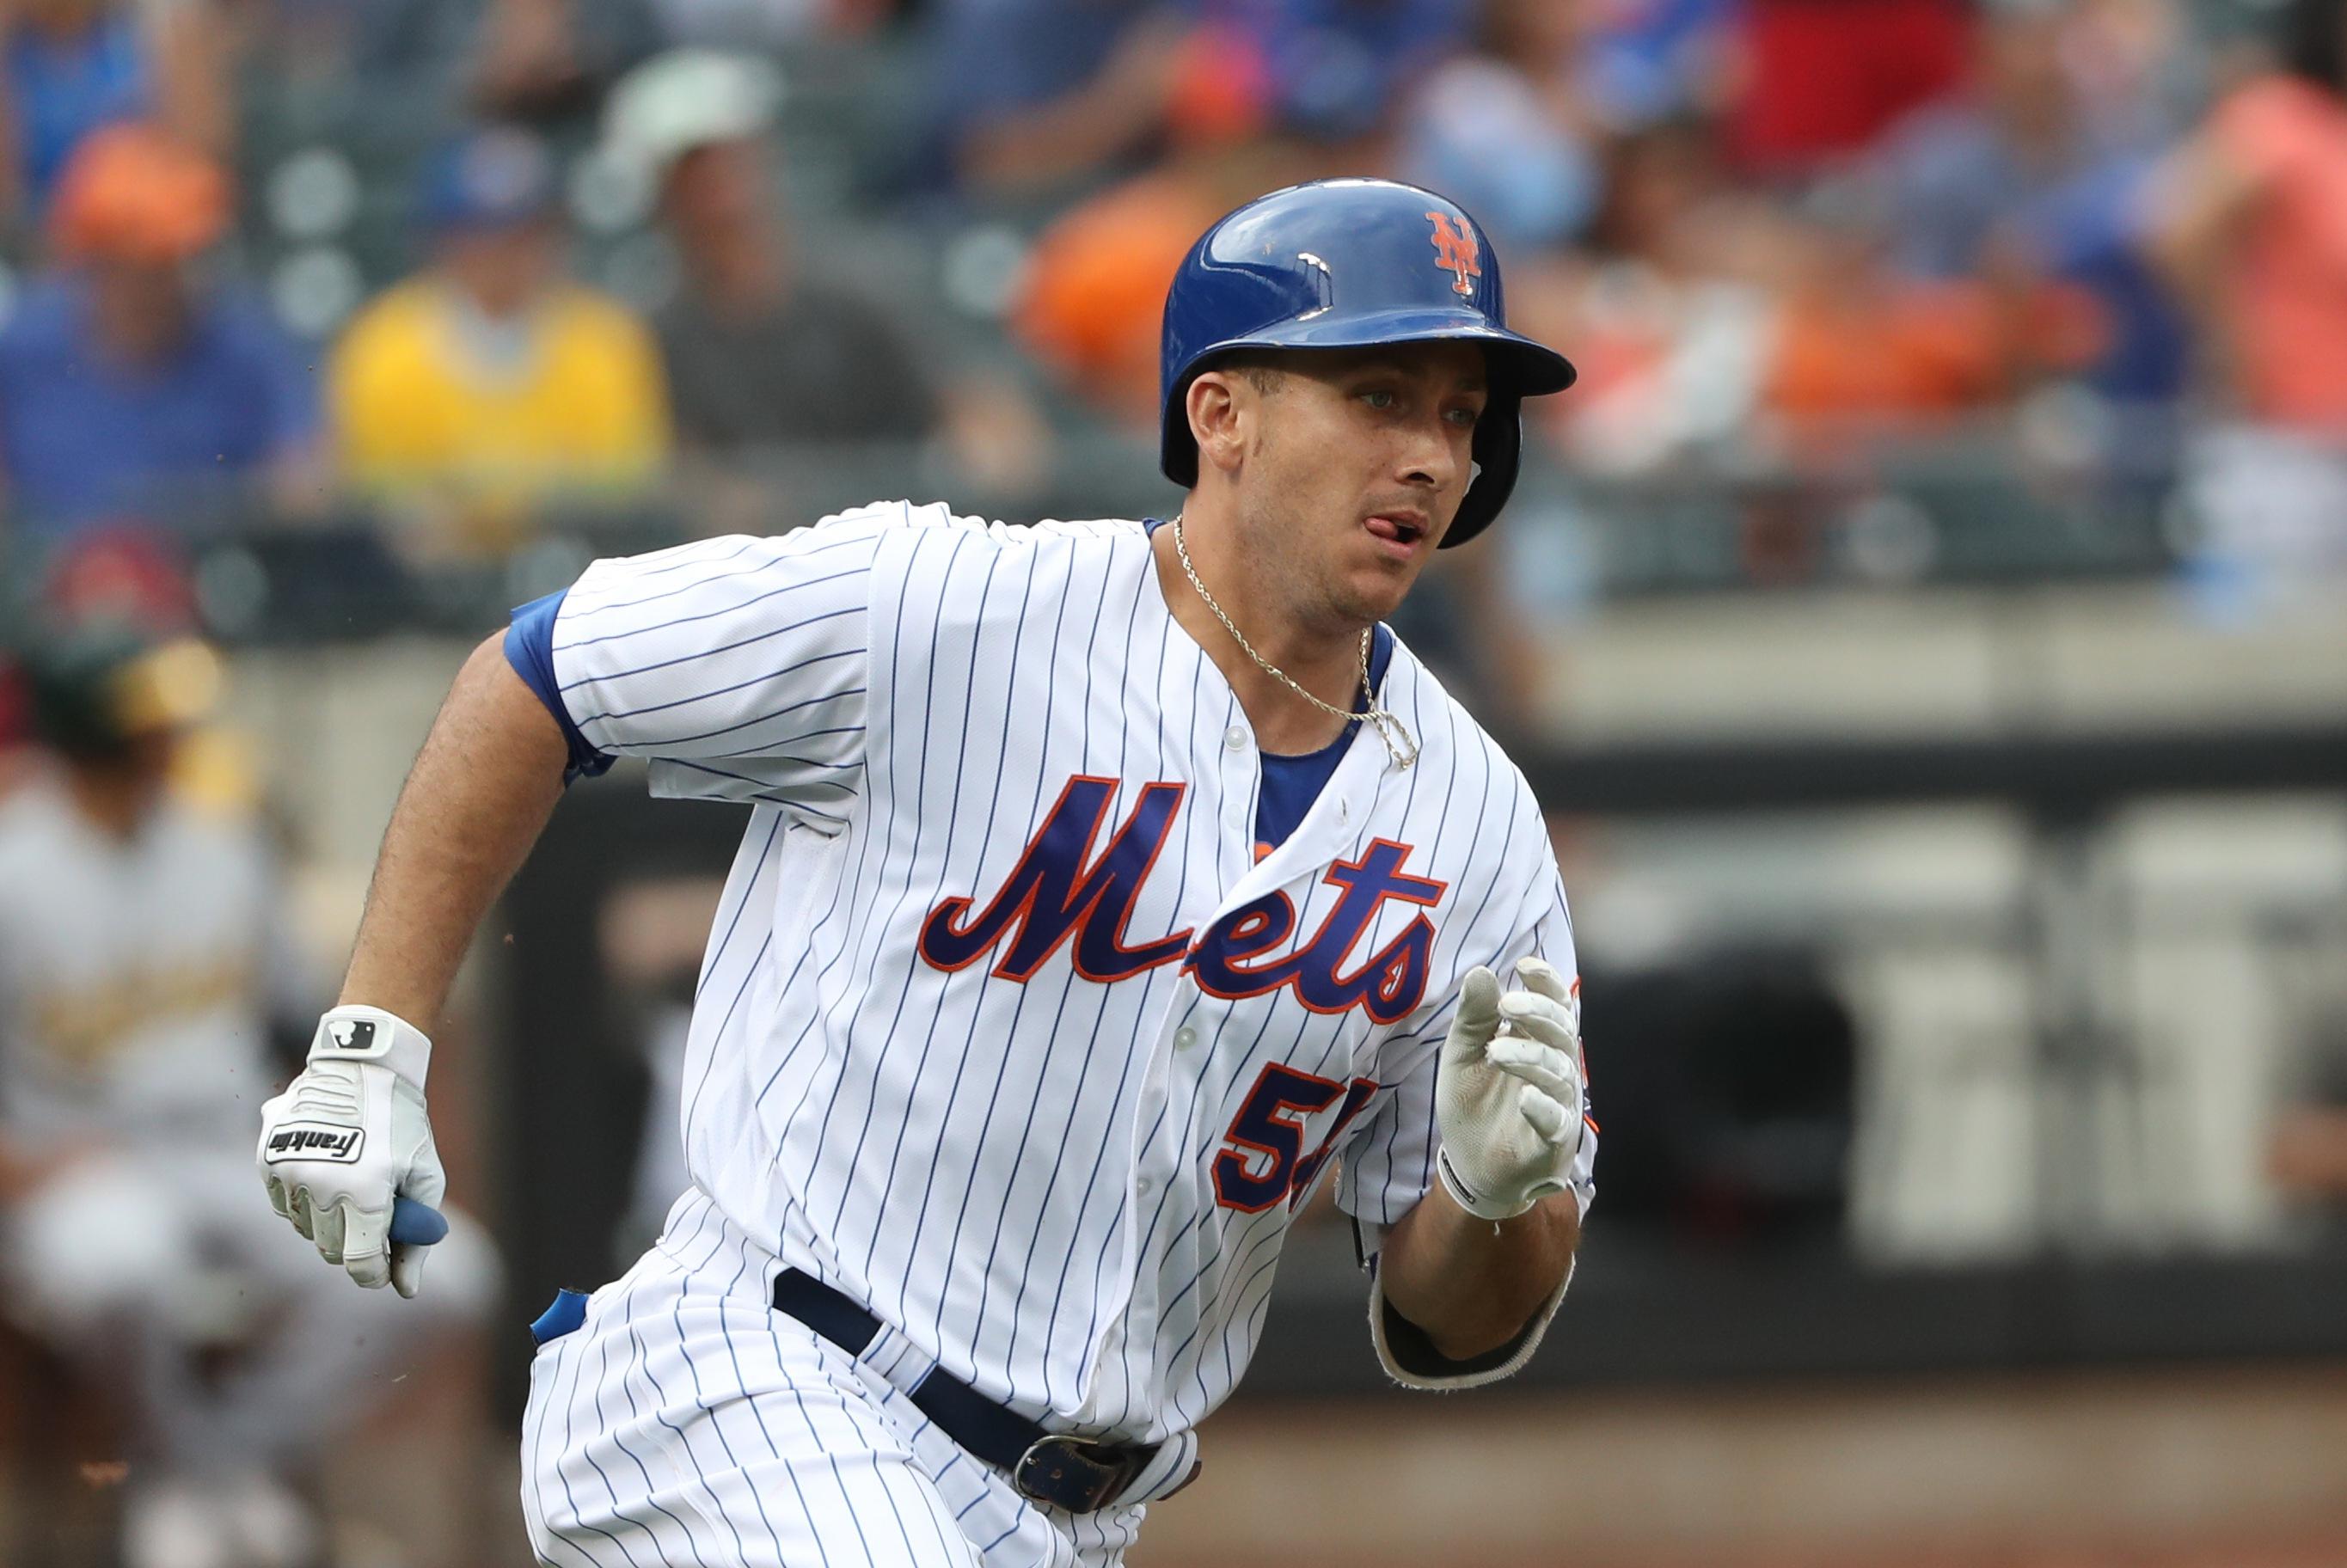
[
  {"x1": 390, "y1": 1196, "x2": 450, "y2": 1247},
  {"x1": 530, "y1": 1287, "x2": 591, "y2": 1347}
]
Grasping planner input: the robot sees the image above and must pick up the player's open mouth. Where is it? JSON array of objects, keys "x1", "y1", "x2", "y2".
[{"x1": 1363, "y1": 512, "x2": 1428, "y2": 552}]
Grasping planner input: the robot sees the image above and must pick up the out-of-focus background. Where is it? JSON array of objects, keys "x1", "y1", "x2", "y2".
[{"x1": 1, "y1": 0, "x2": 2344, "y2": 1563}]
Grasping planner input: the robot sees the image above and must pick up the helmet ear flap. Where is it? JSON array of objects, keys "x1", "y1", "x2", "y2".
[
  {"x1": 1160, "y1": 364, "x2": 1211, "y2": 489},
  {"x1": 1444, "y1": 398, "x2": 1523, "y2": 548}
]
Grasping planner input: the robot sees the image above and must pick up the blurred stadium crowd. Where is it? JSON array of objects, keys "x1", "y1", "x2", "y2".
[
  {"x1": 0, "y1": 0, "x2": 2344, "y2": 1565},
  {"x1": 0, "y1": 0, "x2": 2330, "y2": 590}
]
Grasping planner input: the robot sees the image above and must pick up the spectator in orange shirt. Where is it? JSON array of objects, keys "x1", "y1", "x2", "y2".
[
  {"x1": 1760, "y1": 181, "x2": 2105, "y2": 445},
  {"x1": 2152, "y1": 0, "x2": 2347, "y2": 575},
  {"x1": 1013, "y1": 168, "x2": 1220, "y2": 429},
  {"x1": 1014, "y1": 125, "x2": 1327, "y2": 427}
]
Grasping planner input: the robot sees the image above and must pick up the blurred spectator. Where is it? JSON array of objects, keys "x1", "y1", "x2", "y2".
[
  {"x1": 1760, "y1": 180, "x2": 2107, "y2": 441},
  {"x1": 924, "y1": 0, "x2": 1186, "y2": 197},
  {"x1": 605, "y1": 51, "x2": 1050, "y2": 512},
  {"x1": 1576, "y1": 0, "x2": 1734, "y2": 131},
  {"x1": 0, "y1": 126, "x2": 324, "y2": 547},
  {"x1": 1012, "y1": 137, "x2": 1334, "y2": 426},
  {"x1": 1549, "y1": 123, "x2": 2106, "y2": 470},
  {"x1": 470, "y1": 0, "x2": 659, "y2": 126},
  {"x1": 654, "y1": 0, "x2": 887, "y2": 49},
  {"x1": 0, "y1": 620, "x2": 494, "y2": 1568},
  {"x1": 1396, "y1": 0, "x2": 1605, "y2": 248},
  {"x1": 0, "y1": 0, "x2": 230, "y2": 227},
  {"x1": 2151, "y1": 0, "x2": 2347, "y2": 575},
  {"x1": 1868, "y1": 0, "x2": 2191, "y2": 405},
  {"x1": 1013, "y1": 158, "x2": 1225, "y2": 426},
  {"x1": 615, "y1": 57, "x2": 921, "y2": 440},
  {"x1": 329, "y1": 126, "x2": 671, "y2": 558},
  {"x1": 1186, "y1": 0, "x2": 1474, "y2": 146},
  {"x1": 1729, "y1": 0, "x2": 1973, "y2": 175},
  {"x1": 354, "y1": 0, "x2": 659, "y2": 135},
  {"x1": 1539, "y1": 121, "x2": 1777, "y2": 472},
  {"x1": 934, "y1": 0, "x2": 1473, "y2": 198}
]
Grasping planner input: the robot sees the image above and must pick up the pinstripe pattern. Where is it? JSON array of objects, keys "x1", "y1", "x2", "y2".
[{"x1": 527, "y1": 503, "x2": 1593, "y2": 1564}]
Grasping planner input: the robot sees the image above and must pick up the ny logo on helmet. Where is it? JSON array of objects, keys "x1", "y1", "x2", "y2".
[{"x1": 1425, "y1": 211, "x2": 1480, "y2": 298}]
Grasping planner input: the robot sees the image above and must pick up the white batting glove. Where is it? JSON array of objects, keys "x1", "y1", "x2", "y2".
[
  {"x1": 1434, "y1": 957, "x2": 1586, "y2": 1222},
  {"x1": 257, "y1": 1006, "x2": 444, "y2": 1297}
]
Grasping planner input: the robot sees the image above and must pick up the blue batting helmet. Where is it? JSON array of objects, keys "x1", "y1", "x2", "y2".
[{"x1": 1159, "y1": 177, "x2": 1576, "y2": 547}]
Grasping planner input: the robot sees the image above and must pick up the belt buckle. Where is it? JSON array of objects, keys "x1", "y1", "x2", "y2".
[{"x1": 1012, "y1": 1434, "x2": 1142, "y2": 1514}]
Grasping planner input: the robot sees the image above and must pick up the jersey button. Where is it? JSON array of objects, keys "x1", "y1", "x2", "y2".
[
  {"x1": 1137, "y1": 1176, "x2": 1157, "y2": 1197},
  {"x1": 1223, "y1": 726, "x2": 1247, "y2": 752},
  {"x1": 1174, "y1": 1026, "x2": 1199, "y2": 1051}
]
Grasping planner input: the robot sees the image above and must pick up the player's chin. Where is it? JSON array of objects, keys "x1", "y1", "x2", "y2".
[{"x1": 1335, "y1": 552, "x2": 1421, "y2": 623}]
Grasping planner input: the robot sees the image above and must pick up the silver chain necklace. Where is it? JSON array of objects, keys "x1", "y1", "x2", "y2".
[{"x1": 1170, "y1": 515, "x2": 1418, "y2": 769}]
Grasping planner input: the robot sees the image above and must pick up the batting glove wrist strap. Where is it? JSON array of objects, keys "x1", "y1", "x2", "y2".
[
  {"x1": 307, "y1": 1004, "x2": 432, "y2": 1089},
  {"x1": 1436, "y1": 1145, "x2": 1538, "y2": 1222}
]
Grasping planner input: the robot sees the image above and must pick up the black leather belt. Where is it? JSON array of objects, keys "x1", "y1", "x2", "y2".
[{"x1": 770, "y1": 1268, "x2": 1161, "y2": 1514}]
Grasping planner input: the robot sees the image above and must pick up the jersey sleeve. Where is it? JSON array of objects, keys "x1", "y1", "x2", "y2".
[{"x1": 524, "y1": 509, "x2": 893, "y2": 819}]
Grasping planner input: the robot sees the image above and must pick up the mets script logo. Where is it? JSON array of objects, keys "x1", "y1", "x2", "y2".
[
  {"x1": 917, "y1": 776, "x2": 1442, "y2": 1024},
  {"x1": 1426, "y1": 211, "x2": 1480, "y2": 298}
]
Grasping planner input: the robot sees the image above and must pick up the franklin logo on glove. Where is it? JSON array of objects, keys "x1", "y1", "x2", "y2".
[
  {"x1": 257, "y1": 1003, "x2": 444, "y2": 1297},
  {"x1": 265, "y1": 1125, "x2": 365, "y2": 1162}
]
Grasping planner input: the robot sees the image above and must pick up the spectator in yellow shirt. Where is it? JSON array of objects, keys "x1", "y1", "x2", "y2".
[{"x1": 330, "y1": 126, "x2": 670, "y2": 558}]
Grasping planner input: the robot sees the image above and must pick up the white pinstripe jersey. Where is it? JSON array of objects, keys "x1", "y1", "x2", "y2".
[{"x1": 546, "y1": 500, "x2": 1593, "y2": 1442}]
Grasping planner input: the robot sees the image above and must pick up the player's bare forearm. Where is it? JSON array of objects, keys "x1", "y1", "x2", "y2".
[
  {"x1": 338, "y1": 634, "x2": 569, "y2": 1031},
  {"x1": 1379, "y1": 1183, "x2": 1580, "y2": 1361}
]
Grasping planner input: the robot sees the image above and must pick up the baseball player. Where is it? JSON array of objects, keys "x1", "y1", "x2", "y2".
[
  {"x1": 0, "y1": 625, "x2": 495, "y2": 1568},
  {"x1": 257, "y1": 177, "x2": 1596, "y2": 1567}
]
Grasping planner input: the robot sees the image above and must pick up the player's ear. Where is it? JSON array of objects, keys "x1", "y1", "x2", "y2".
[{"x1": 1186, "y1": 371, "x2": 1250, "y2": 477}]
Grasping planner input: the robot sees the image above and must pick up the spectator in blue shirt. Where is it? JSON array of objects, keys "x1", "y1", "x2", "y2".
[
  {"x1": 1866, "y1": 0, "x2": 2191, "y2": 406},
  {"x1": 1199, "y1": 0, "x2": 1474, "y2": 144},
  {"x1": 0, "y1": 125, "x2": 324, "y2": 547},
  {"x1": 0, "y1": 0, "x2": 232, "y2": 226},
  {"x1": 922, "y1": 0, "x2": 1182, "y2": 196}
]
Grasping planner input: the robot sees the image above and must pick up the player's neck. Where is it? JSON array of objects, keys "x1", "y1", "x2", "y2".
[{"x1": 1151, "y1": 519, "x2": 1364, "y2": 756}]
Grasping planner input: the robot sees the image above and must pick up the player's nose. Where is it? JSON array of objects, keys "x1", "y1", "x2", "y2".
[{"x1": 1394, "y1": 413, "x2": 1467, "y2": 493}]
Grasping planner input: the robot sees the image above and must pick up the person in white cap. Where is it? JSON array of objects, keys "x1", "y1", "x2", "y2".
[{"x1": 604, "y1": 49, "x2": 1047, "y2": 493}]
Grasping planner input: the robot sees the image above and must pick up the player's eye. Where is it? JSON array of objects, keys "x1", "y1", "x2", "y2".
[
  {"x1": 1445, "y1": 406, "x2": 1481, "y2": 427},
  {"x1": 1358, "y1": 388, "x2": 1398, "y2": 410}
]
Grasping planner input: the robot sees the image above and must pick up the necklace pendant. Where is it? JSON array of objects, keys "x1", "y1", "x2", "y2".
[{"x1": 1175, "y1": 512, "x2": 1417, "y2": 768}]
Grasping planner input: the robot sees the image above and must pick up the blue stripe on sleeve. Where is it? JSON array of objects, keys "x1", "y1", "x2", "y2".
[{"x1": 506, "y1": 590, "x2": 617, "y2": 782}]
